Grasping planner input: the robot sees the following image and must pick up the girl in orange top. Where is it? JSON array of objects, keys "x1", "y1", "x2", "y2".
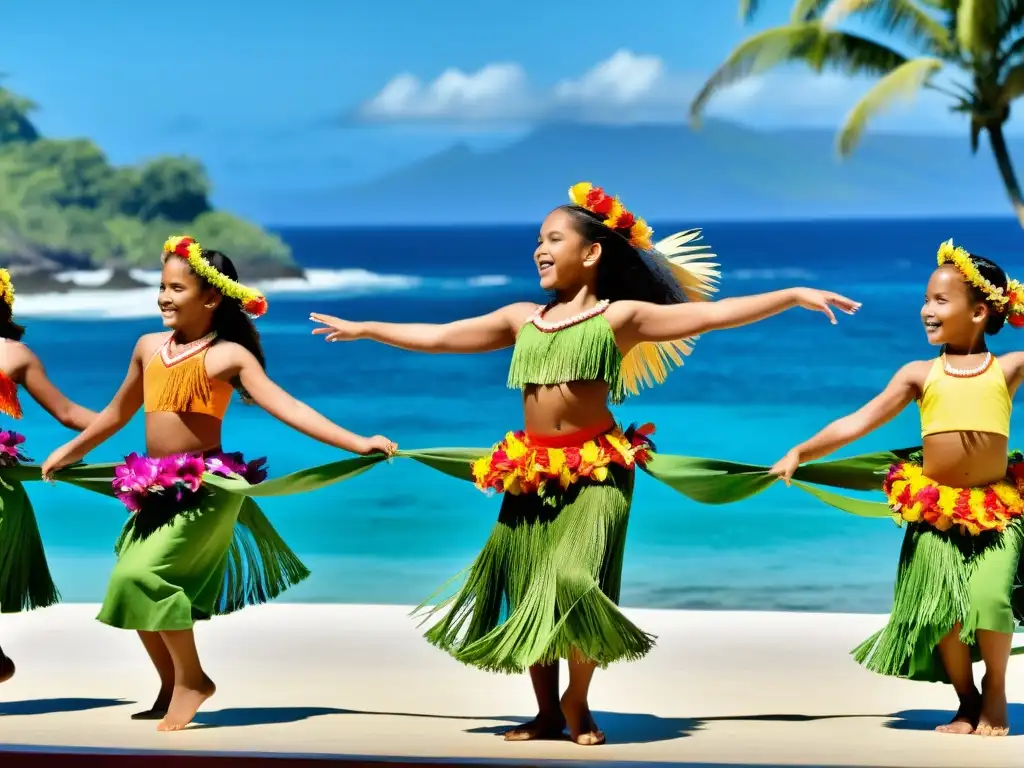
[
  {"x1": 772, "y1": 241, "x2": 1024, "y2": 737},
  {"x1": 42, "y1": 237, "x2": 397, "y2": 731},
  {"x1": 0, "y1": 268, "x2": 97, "y2": 684}
]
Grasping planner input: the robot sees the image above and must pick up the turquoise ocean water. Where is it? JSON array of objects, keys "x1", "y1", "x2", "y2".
[{"x1": 14, "y1": 216, "x2": 1024, "y2": 613}]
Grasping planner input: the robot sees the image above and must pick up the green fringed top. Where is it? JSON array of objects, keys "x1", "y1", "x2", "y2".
[{"x1": 507, "y1": 300, "x2": 625, "y2": 404}]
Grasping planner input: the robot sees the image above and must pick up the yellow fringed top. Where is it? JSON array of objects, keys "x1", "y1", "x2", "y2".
[
  {"x1": 143, "y1": 333, "x2": 232, "y2": 420},
  {"x1": 919, "y1": 355, "x2": 1011, "y2": 438}
]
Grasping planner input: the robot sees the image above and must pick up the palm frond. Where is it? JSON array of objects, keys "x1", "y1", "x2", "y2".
[
  {"x1": 837, "y1": 57, "x2": 944, "y2": 155},
  {"x1": 690, "y1": 23, "x2": 907, "y2": 126},
  {"x1": 738, "y1": 0, "x2": 762, "y2": 23},
  {"x1": 957, "y1": 0, "x2": 1003, "y2": 59},
  {"x1": 1000, "y1": 61, "x2": 1024, "y2": 103},
  {"x1": 820, "y1": 0, "x2": 954, "y2": 55},
  {"x1": 790, "y1": 0, "x2": 834, "y2": 21}
]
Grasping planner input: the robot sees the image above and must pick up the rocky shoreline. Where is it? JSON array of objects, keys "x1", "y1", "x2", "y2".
[{"x1": 8, "y1": 262, "x2": 307, "y2": 296}]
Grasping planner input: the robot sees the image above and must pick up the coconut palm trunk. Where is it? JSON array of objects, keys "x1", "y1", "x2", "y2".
[{"x1": 986, "y1": 122, "x2": 1024, "y2": 227}]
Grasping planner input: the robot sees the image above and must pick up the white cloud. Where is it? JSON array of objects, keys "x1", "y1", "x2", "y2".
[
  {"x1": 553, "y1": 50, "x2": 664, "y2": 106},
  {"x1": 358, "y1": 63, "x2": 534, "y2": 122},
  {"x1": 353, "y1": 50, "x2": 972, "y2": 133}
]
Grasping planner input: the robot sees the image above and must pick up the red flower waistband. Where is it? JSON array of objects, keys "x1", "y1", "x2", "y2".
[
  {"x1": 471, "y1": 423, "x2": 655, "y2": 496},
  {"x1": 883, "y1": 459, "x2": 1024, "y2": 535}
]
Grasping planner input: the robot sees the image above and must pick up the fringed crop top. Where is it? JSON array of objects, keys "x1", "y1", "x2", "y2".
[
  {"x1": 144, "y1": 332, "x2": 233, "y2": 420},
  {"x1": 507, "y1": 300, "x2": 625, "y2": 404},
  {"x1": 919, "y1": 355, "x2": 1011, "y2": 438},
  {"x1": 0, "y1": 368, "x2": 21, "y2": 420}
]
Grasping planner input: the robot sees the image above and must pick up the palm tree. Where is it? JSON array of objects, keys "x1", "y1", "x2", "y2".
[{"x1": 691, "y1": 1, "x2": 1024, "y2": 227}]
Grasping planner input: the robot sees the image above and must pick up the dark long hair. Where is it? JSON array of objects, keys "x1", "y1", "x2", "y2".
[
  {"x1": 559, "y1": 205, "x2": 686, "y2": 306},
  {"x1": 193, "y1": 249, "x2": 265, "y2": 403},
  {"x1": 962, "y1": 253, "x2": 1010, "y2": 336},
  {"x1": 0, "y1": 300, "x2": 25, "y2": 341}
]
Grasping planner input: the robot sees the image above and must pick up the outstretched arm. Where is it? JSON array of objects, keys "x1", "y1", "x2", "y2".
[
  {"x1": 41, "y1": 338, "x2": 147, "y2": 478},
  {"x1": 19, "y1": 348, "x2": 97, "y2": 431},
  {"x1": 769, "y1": 363, "x2": 921, "y2": 484},
  {"x1": 613, "y1": 288, "x2": 860, "y2": 347},
  {"x1": 309, "y1": 302, "x2": 536, "y2": 353},
  {"x1": 230, "y1": 347, "x2": 396, "y2": 455}
]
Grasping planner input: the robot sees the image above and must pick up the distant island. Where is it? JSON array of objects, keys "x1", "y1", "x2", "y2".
[
  {"x1": 0, "y1": 86, "x2": 301, "y2": 295},
  {"x1": 298, "y1": 121, "x2": 1024, "y2": 226}
]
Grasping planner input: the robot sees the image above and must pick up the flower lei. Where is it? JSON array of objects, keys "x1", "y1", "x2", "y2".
[
  {"x1": 0, "y1": 430, "x2": 29, "y2": 466},
  {"x1": 113, "y1": 451, "x2": 268, "y2": 514},
  {"x1": 0, "y1": 268, "x2": 15, "y2": 308},
  {"x1": 568, "y1": 182, "x2": 654, "y2": 252},
  {"x1": 937, "y1": 239, "x2": 1024, "y2": 328},
  {"x1": 162, "y1": 236, "x2": 268, "y2": 318}
]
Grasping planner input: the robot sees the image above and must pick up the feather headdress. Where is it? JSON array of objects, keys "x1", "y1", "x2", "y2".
[{"x1": 567, "y1": 183, "x2": 720, "y2": 395}]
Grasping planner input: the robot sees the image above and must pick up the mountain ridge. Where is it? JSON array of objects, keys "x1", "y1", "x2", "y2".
[{"x1": 314, "y1": 119, "x2": 1024, "y2": 224}]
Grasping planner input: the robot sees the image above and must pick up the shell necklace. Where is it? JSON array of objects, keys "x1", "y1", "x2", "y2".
[
  {"x1": 942, "y1": 352, "x2": 992, "y2": 379},
  {"x1": 162, "y1": 331, "x2": 218, "y2": 366},
  {"x1": 530, "y1": 300, "x2": 610, "y2": 333}
]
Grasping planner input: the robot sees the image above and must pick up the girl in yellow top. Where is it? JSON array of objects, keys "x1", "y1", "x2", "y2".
[{"x1": 772, "y1": 241, "x2": 1024, "y2": 737}]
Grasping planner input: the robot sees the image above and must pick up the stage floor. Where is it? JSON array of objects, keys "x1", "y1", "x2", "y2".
[{"x1": 0, "y1": 604, "x2": 1021, "y2": 767}]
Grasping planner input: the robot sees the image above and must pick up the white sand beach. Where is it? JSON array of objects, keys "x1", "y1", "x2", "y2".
[{"x1": 1, "y1": 604, "x2": 1023, "y2": 766}]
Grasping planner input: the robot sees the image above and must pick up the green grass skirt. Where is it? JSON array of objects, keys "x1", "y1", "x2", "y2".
[
  {"x1": 416, "y1": 464, "x2": 655, "y2": 674},
  {"x1": 852, "y1": 519, "x2": 1024, "y2": 682},
  {"x1": 0, "y1": 478, "x2": 58, "y2": 613},
  {"x1": 97, "y1": 488, "x2": 310, "y2": 631}
]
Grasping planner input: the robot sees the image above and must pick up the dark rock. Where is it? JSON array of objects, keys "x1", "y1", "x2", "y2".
[
  {"x1": 99, "y1": 268, "x2": 149, "y2": 290},
  {"x1": 7, "y1": 270, "x2": 72, "y2": 295}
]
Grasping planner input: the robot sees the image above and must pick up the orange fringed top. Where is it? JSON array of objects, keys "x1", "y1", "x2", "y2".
[
  {"x1": 143, "y1": 333, "x2": 233, "y2": 420},
  {"x1": 0, "y1": 369, "x2": 23, "y2": 420}
]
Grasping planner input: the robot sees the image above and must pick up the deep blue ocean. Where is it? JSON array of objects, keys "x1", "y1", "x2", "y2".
[{"x1": 15, "y1": 216, "x2": 1024, "y2": 613}]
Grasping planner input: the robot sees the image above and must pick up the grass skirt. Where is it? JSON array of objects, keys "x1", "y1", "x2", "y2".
[
  {"x1": 417, "y1": 426, "x2": 655, "y2": 674},
  {"x1": 0, "y1": 477, "x2": 58, "y2": 613},
  {"x1": 98, "y1": 467, "x2": 309, "y2": 632},
  {"x1": 853, "y1": 517, "x2": 1024, "y2": 682}
]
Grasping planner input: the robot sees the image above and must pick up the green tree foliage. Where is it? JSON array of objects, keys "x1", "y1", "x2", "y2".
[{"x1": 0, "y1": 85, "x2": 293, "y2": 268}]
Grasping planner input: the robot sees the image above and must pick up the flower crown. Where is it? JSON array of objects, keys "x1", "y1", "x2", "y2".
[
  {"x1": 937, "y1": 239, "x2": 1024, "y2": 328},
  {"x1": 162, "y1": 236, "x2": 268, "y2": 318},
  {"x1": 568, "y1": 182, "x2": 654, "y2": 251},
  {"x1": 0, "y1": 268, "x2": 15, "y2": 309}
]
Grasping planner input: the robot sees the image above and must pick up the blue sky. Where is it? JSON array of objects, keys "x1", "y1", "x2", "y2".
[{"x1": 0, "y1": 0, "x2": 1003, "y2": 223}]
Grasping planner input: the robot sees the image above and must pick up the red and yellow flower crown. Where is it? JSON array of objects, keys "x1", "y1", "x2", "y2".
[
  {"x1": 937, "y1": 239, "x2": 1024, "y2": 328},
  {"x1": 162, "y1": 236, "x2": 268, "y2": 318},
  {"x1": 0, "y1": 268, "x2": 15, "y2": 309},
  {"x1": 568, "y1": 182, "x2": 654, "y2": 251}
]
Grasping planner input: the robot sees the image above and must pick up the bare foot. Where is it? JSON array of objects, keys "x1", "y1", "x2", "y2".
[
  {"x1": 0, "y1": 656, "x2": 14, "y2": 684},
  {"x1": 936, "y1": 690, "x2": 981, "y2": 735},
  {"x1": 975, "y1": 683, "x2": 1010, "y2": 737},
  {"x1": 560, "y1": 692, "x2": 606, "y2": 746},
  {"x1": 502, "y1": 712, "x2": 567, "y2": 741},
  {"x1": 156, "y1": 677, "x2": 216, "y2": 732}
]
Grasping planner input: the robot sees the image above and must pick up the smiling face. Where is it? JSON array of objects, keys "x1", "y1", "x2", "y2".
[
  {"x1": 921, "y1": 264, "x2": 989, "y2": 347},
  {"x1": 534, "y1": 208, "x2": 602, "y2": 292},
  {"x1": 158, "y1": 257, "x2": 219, "y2": 331}
]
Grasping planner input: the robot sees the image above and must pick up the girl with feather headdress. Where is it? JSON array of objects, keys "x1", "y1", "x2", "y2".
[{"x1": 309, "y1": 182, "x2": 859, "y2": 746}]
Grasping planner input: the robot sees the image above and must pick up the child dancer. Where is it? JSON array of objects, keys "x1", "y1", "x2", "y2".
[
  {"x1": 41, "y1": 236, "x2": 397, "y2": 731},
  {"x1": 771, "y1": 240, "x2": 1024, "y2": 737},
  {"x1": 310, "y1": 182, "x2": 859, "y2": 746},
  {"x1": 0, "y1": 268, "x2": 96, "y2": 682}
]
